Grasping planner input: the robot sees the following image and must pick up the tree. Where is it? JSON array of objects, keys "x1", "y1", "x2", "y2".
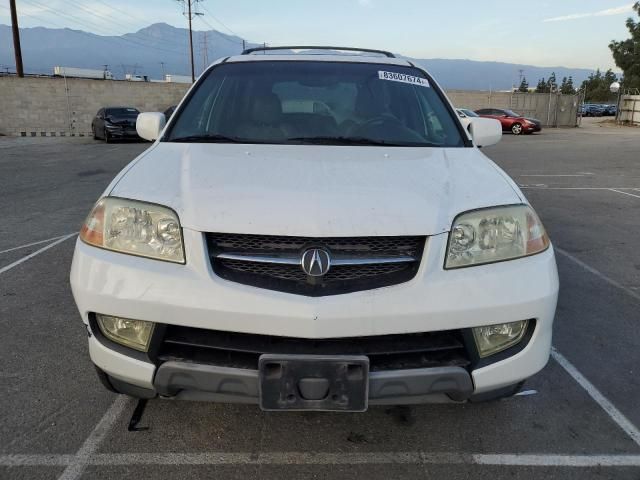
[
  {"x1": 560, "y1": 76, "x2": 575, "y2": 94},
  {"x1": 609, "y1": 2, "x2": 640, "y2": 89},
  {"x1": 535, "y1": 78, "x2": 547, "y2": 93},
  {"x1": 579, "y1": 69, "x2": 619, "y2": 102},
  {"x1": 518, "y1": 77, "x2": 529, "y2": 92}
]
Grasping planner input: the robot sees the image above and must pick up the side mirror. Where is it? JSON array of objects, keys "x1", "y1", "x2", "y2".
[
  {"x1": 469, "y1": 117, "x2": 502, "y2": 147},
  {"x1": 136, "y1": 112, "x2": 166, "y2": 141}
]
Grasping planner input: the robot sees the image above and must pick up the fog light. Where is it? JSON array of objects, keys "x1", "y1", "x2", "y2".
[
  {"x1": 96, "y1": 314, "x2": 155, "y2": 352},
  {"x1": 472, "y1": 320, "x2": 529, "y2": 358}
]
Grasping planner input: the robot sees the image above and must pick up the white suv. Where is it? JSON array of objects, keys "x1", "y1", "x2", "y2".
[{"x1": 70, "y1": 47, "x2": 558, "y2": 410}]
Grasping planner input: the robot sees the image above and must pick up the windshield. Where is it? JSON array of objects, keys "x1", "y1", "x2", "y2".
[
  {"x1": 107, "y1": 108, "x2": 139, "y2": 117},
  {"x1": 504, "y1": 109, "x2": 520, "y2": 117},
  {"x1": 461, "y1": 109, "x2": 478, "y2": 117},
  {"x1": 165, "y1": 61, "x2": 465, "y2": 147}
]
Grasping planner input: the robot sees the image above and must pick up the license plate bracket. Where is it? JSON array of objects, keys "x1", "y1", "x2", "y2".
[{"x1": 259, "y1": 355, "x2": 369, "y2": 412}]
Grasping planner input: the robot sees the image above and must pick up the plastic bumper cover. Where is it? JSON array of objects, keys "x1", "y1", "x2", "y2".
[{"x1": 149, "y1": 361, "x2": 474, "y2": 404}]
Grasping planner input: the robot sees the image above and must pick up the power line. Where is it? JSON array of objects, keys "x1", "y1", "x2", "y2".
[
  {"x1": 195, "y1": 15, "x2": 243, "y2": 47},
  {"x1": 198, "y1": 2, "x2": 241, "y2": 38},
  {"x1": 90, "y1": 0, "x2": 168, "y2": 29},
  {"x1": 74, "y1": 0, "x2": 190, "y2": 52},
  {"x1": 22, "y1": 0, "x2": 188, "y2": 56},
  {"x1": 2, "y1": 3, "x2": 139, "y2": 67}
]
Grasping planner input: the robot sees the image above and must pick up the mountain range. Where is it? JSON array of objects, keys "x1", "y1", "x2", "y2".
[{"x1": 0, "y1": 22, "x2": 600, "y2": 90}]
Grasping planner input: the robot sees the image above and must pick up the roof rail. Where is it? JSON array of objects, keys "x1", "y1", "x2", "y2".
[{"x1": 241, "y1": 46, "x2": 396, "y2": 58}]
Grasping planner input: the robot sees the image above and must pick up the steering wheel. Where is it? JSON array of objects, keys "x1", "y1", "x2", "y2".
[
  {"x1": 350, "y1": 114, "x2": 425, "y2": 143},
  {"x1": 354, "y1": 114, "x2": 403, "y2": 131}
]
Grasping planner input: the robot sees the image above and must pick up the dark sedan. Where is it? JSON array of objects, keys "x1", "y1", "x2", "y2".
[
  {"x1": 475, "y1": 108, "x2": 542, "y2": 135},
  {"x1": 164, "y1": 105, "x2": 177, "y2": 121},
  {"x1": 91, "y1": 107, "x2": 141, "y2": 142}
]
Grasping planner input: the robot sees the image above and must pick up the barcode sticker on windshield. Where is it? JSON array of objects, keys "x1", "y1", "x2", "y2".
[{"x1": 378, "y1": 71, "x2": 429, "y2": 87}]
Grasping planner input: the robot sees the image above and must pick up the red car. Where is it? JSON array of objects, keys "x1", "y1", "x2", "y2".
[{"x1": 475, "y1": 108, "x2": 542, "y2": 135}]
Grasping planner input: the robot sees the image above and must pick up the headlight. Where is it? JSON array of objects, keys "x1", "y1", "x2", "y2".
[
  {"x1": 96, "y1": 314, "x2": 155, "y2": 352},
  {"x1": 473, "y1": 320, "x2": 529, "y2": 357},
  {"x1": 80, "y1": 197, "x2": 185, "y2": 263},
  {"x1": 445, "y1": 205, "x2": 549, "y2": 269}
]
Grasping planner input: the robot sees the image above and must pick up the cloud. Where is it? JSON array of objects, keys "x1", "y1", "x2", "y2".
[{"x1": 543, "y1": 3, "x2": 634, "y2": 22}]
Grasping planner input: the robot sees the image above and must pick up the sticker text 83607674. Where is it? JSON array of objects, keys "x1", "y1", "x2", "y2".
[{"x1": 378, "y1": 71, "x2": 430, "y2": 87}]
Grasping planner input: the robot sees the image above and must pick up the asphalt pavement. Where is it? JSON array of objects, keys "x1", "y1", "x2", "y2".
[{"x1": 1, "y1": 119, "x2": 639, "y2": 479}]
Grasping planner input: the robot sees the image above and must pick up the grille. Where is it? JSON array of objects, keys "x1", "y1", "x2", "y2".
[
  {"x1": 208, "y1": 233, "x2": 423, "y2": 254},
  {"x1": 207, "y1": 233, "x2": 426, "y2": 296},
  {"x1": 157, "y1": 325, "x2": 471, "y2": 372}
]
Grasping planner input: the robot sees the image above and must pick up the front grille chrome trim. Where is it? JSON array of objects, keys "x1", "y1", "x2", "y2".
[
  {"x1": 215, "y1": 252, "x2": 416, "y2": 266},
  {"x1": 216, "y1": 253, "x2": 299, "y2": 265},
  {"x1": 206, "y1": 233, "x2": 427, "y2": 296}
]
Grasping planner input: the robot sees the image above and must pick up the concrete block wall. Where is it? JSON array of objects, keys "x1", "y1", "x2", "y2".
[
  {"x1": 0, "y1": 76, "x2": 190, "y2": 137},
  {"x1": 619, "y1": 95, "x2": 640, "y2": 125},
  {"x1": 448, "y1": 90, "x2": 580, "y2": 127},
  {"x1": 446, "y1": 90, "x2": 512, "y2": 111},
  {"x1": 0, "y1": 76, "x2": 579, "y2": 136}
]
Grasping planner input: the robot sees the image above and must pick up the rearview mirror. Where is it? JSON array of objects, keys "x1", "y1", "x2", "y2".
[
  {"x1": 136, "y1": 112, "x2": 166, "y2": 141},
  {"x1": 469, "y1": 117, "x2": 502, "y2": 147}
]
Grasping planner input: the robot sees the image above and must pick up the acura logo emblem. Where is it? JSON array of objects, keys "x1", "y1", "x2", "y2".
[{"x1": 300, "y1": 248, "x2": 331, "y2": 277}]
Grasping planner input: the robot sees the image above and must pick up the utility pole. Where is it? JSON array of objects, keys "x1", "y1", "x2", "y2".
[
  {"x1": 242, "y1": 39, "x2": 246, "y2": 51},
  {"x1": 201, "y1": 31, "x2": 209, "y2": 72},
  {"x1": 9, "y1": 0, "x2": 24, "y2": 77},
  {"x1": 187, "y1": 0, "x2": 195, "y2": 82},
  {"x1": 160, "y1": 61, "x2": 166, "y2": 79},
  {"x1": 177, "y1": 0, "x2": 202, "y2": 82}
]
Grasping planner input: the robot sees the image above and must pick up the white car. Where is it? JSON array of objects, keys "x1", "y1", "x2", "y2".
[
  {"x1": 456, "y1": 108, "x2": 480, "y2": 131},
  {"x1": 70, "y1": 46, "x2": 558, "y2": 411}
]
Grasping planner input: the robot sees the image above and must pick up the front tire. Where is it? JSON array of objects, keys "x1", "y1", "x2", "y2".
[
  {"x1": 104, "y1": 128, "x2": 110, "y2": 143},
  {"x1": 511, "y1": 123, "x2": 523, "y2": 135}
]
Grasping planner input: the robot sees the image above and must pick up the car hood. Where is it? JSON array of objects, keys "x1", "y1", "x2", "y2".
[{"x1": 109, "y1": 143, "x2": 523, "y2": 236}]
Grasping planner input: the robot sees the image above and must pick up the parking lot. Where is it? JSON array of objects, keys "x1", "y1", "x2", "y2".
[{"x1": 1, "y1": 119, "x2": 639, "y2": 479}]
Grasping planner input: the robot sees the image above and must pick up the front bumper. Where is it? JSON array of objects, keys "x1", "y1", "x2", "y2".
[
  {"x1": 102, "y1": 359, "x2": 473, "y2": 404},
  {"x1": 72, "y1": 229, "x2": 559, "y2": 401},
  {"x1": 105, "y1": 126, "x2": 138, "y2": 138}
]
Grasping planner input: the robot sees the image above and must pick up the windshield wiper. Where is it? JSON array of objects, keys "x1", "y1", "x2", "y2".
[
  {"x1": 285, "y1": 136, "x2": 437, "y2": 147},
  {"x1": 167, "y1": 134, "x2": 250, "y2": 143}
]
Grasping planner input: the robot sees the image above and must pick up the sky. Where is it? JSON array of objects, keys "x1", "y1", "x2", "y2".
[{"x1": 0, "y1": 0, "x2": 635, "y2": 70}]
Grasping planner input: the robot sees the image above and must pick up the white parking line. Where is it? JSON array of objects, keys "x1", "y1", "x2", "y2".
[
  {"x1": 553, "y1": 247, "x2": 640, "y2": 447},
  {"x1": 0, "y1": 234, "x2": 76, "y2": 275},
  {"x1": 555, "y1": 248, "x2": 640, "y2": 303},
  {"x1": 1, "y1": 452, "x2": 639, "y2": 467},
  {"x1": 0, "y1": 234, "x2": 75, "y2": 255},
  {"x1": 521, "y1": 187, "x2": 640, "y2": 190},
  {"x1": 1, "y1": 231, "x2": 636, "y2": 474},
  {"x1": 609, "y1": 188, "x2": 640, "y2": 199},
  {"x1": 552, "y1": 349, "x2": 640, "y2": 448},
  {"x1": 472, "y1": 454, "x2": 640, "y2": 467},
  {"x1": 57, "y1": 395, "x2": 132, "y2": 480}
]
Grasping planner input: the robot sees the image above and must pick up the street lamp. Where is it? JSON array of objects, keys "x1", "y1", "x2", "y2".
[{"x1": 610, "y1": 81, "x2": 621, "y2": 123}]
